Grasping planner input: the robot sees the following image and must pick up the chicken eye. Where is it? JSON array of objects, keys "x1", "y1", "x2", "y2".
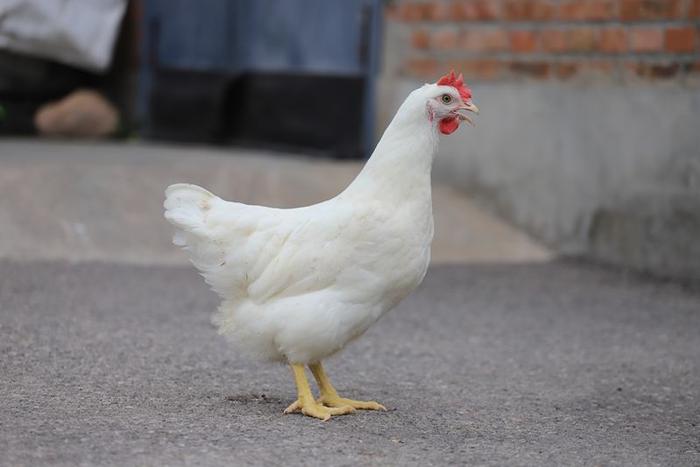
[{"x1": 441, "y1": 94, "x2": 452, "y2": 104}]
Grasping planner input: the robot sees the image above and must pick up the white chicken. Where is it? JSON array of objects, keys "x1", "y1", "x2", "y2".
[{"x1": 164, "y1": 71, "x2": 478, "y2": 420}]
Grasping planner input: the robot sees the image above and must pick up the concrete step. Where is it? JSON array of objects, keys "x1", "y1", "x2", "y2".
[
  {"x1": 0, "y1": 139, "x2": 552, "y2": 265},
  {"x1": 588, "y1": 190, "x2": 700, "y2": 280}
]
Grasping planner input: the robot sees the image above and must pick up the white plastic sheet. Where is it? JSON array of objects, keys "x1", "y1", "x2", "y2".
[{"x1": 0, "y1": 0, "x2": 127, "y2": 71}]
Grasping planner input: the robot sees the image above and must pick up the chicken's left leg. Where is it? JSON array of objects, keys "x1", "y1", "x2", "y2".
[
  {"x1": 309, "y1": 362, "x2": 387, "y2": 411},
  {"x1": 283, "y1": 364, "x2": 355, "y2": 420}
]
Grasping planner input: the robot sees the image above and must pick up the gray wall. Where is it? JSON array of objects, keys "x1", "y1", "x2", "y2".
[{"x1": 379, "y1": 78, "x2": 700, "y2": 279}]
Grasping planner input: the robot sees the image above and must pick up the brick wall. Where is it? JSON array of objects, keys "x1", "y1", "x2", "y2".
[{"x1": 387, "y1": 0, "x2": 700, "y2": 83}]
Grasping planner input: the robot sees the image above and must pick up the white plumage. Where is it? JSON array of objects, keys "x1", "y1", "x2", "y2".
[{"x1": 164, "y1": 77, "x2": 478, "y2": 419}]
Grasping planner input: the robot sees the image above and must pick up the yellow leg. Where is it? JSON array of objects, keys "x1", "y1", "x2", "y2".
[
  {"x1": 309, "y1": 362, "x2": 387, "y2": 411},
  {"x1": 283, "y1": 364, "x2": 355, "y2": 421}
]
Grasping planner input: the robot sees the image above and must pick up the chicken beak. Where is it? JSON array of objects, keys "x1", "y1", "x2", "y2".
[
  {"x1": 463, "y1": 102, "x2": 479, "y2": 114},
  {"x1": 456, "y1": 101, "x2": 479, "y2": 126}
]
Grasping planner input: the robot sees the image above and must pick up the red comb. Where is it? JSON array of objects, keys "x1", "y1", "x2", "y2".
[{"x1": 436, "y1": 70, "x2": 472, "y2": 101}]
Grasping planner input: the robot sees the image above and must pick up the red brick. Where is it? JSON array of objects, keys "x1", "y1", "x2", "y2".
[
  {"x1": 474, "y1": 0, "x2": 502, "y2": 19},
  {"x1": 619, "y1": 0, "x2": 637, "y2": 19},
  {"x1": 623, "y1": 61, "x2": 681, "y2": 80},
  {"x1": 558, "y1": 61, "x2": 617, "y2": 80},
  {"x1": 510, "y1": 61, "x2": 551, "y2": 79},
  {"x1": 448, "y1": 1, "x2": 474, "y2": 20},
  {"x1": 586, "y1": 0, "x2": 617, "y2": 20},
  {"x1": 450, "y1": 0, "x2": 501, "y2": 21},
  {"x1": 411, "y1": 29, "x2": 430, "y2": 49},
  {"x1": 599, "y1": 27, "x2": 627, "y2": 53},
  {"x1": 629, "y1": 27, "x2": 664, "y2": 52},
  {"x1": 404, "y1": 58, "x2": 439, "y2": 78},
  {"x1": 510, "y1": 30, "x2": 538, "y2": 53},
  {"x1": 622, "y1": 61, "x2": 643, "y2": 79},
  {"x1": 432, "y1": 28, "x2": 459, "y2": 49},
  {"x1": 503, "y1": 0, "x2": 555, "y2": 21},
  {"x1": 555, "y1": 63, "x2": 579, "y2": 79},
  {"x1": 397, "y1": 3, "x2": 420, "y2": 21},
  {"x1": 690, "y1": 0, "x2": 700, "y2": 18},
  {"x1": 620, "y1": 0, "x2": 684, "y2": 20},
  {"x1": 558, "y1": 1, "x2": 587, "y2": 20},
  {"x1": 618, "y1": 0, "x2": 636, "y2": 19},
  {"x1": 586, "y1": 60, "x2": 616, "y2": 75},
  {"x1": 398, "y1": 2, "x2": 433, "y2": 21},
  {"x1": 461, "y1": 29, "x2": 509, "y2": 52},
  {"x1": 541, "y1": 29, "x2": 567, "y2": 53},
  {"x1": 542, "y1": 28, "x2": 604, "y2": 54},
  {"x1": 649, "y1": 63, "x2": 681, "y2": 78},
  {"x1": 424, "y1": 1, "x2": 451, "y2": 20},
  {"x1": 558, "y1": 0, "x2": 616, "y2": 20},
  {"x1": 458, "y1": 59, "x2": 506, "y2": 80},
  {"x1": 665, "y1": 27, "x2": 697, "y2": 53},
  {"x1": 567, "y1": 27, "x2": 598, "y2": 52}
]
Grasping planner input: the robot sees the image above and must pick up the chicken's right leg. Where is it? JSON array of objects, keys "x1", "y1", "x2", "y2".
[
  {"x1": 283, "y1": 364, "x2": 355, "y2": 421},
  {"x1": 310, "y1": 362, "x2": 387, "y2": 411}
]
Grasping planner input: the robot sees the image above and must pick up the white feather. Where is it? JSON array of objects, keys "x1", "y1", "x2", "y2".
[{"x1": 163, "y1": 84, "x2": 452, "y2": 364}]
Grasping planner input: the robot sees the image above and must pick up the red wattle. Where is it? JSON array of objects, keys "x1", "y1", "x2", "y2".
[{"x1": 439, "y1": 117, "x2": 459, "y2": 135}]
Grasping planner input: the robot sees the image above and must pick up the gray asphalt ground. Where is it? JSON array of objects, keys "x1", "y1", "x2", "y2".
[{"x1": 1, "y1": 260, "x2": 699, "y2": 466}]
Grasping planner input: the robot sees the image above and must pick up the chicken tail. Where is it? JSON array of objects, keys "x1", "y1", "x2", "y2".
[
  {"x1": 163, "y1": 183, "x2": 217, "y2": 245},
  {"x1": 164, "y1": 184, "x2": 233, "y2": 293}
]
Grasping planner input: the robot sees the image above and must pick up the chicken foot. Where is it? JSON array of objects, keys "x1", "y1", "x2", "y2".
[
  {"x1": 283, "y1": 364, "x2": 355, "y2": 421},
  {"x1": 309, "y1": 362, "x2": 387, "y2": 412}
]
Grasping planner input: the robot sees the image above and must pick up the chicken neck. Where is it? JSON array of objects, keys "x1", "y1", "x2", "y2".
[{"x1": 343, "y1": 91, "x2": 439, "y2": 205}]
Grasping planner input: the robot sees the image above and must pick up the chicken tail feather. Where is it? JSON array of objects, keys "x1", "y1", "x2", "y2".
[{"x1": 163, "y1": 183, "x2": 217, "y2": 241}]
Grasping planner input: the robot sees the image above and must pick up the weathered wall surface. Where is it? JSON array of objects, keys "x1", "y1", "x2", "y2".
[{"x1": 379, "y1": 0, "x2": 700, "y2": 279}]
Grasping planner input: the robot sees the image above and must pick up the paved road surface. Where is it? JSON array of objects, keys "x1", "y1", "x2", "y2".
[{"x1": 2, "y1": 260, "x2": 698, "y2": 466}]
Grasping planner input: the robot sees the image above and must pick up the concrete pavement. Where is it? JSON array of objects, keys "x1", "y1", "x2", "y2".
[{"x1": 1, "y1": 260, "x2": 699, "y2": 466}]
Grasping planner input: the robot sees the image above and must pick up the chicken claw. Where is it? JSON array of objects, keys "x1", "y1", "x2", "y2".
[
  {"x1": 317, "y1": 395, "x2": 386, "y2": 411},
  {"x1": 285, "y1": 363, "x2": 354, "y2": 421},
  {"x1": 284, "y1": 398, "x2": 354, "y2": 421},
  {"x1": 310, "y1": 362, "x2": 387, "y2": 412}
]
